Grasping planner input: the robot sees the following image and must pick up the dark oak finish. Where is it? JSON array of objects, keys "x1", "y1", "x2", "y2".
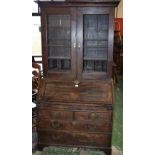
[
  {"x1": 38, "y1": 120, "x2": 112, "y2": 133},
  {"x1": 40, "y1": 80, "x2": 113, "y2": 103},
  {"x1": 38, "y1": 130, "x2": 111, "y2": 147},
  {"x1": 66, "y1": 0, "x2": 119, "y2": 2},
  {"x1": 37, "y1": 1, "x2": 119, "y2": 155}
]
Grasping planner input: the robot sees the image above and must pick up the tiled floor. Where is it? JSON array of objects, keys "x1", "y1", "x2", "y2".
[
  {"x1": 32, "y1": 146, "x2": 123, "y2": 155},
  {"x1": 112, "y1": 146, "x2": 123, "y2": 155}
]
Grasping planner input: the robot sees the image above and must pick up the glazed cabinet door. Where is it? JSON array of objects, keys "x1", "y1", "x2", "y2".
[
  {"x1": 77, "y1": 7, "x2": 114, "y2": 80},
  {"x1": 41, "y1": 8, "x2": 76, "y2": 80}
]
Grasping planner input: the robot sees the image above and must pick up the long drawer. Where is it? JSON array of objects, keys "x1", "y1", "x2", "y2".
[
  {"x1": 38, "y1": 108, "x2": 112, "y2": 122},
  {"x1": 38, "y1": 130, "x2": 111, "y2": 147},
  {"x1": 38, "y1": 119, "x2": 112, "y2": 133}
]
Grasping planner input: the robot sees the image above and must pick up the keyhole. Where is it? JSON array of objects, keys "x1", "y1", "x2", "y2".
[{"x1": 75, "y1": 84, "x2": 79, "y2": 88}]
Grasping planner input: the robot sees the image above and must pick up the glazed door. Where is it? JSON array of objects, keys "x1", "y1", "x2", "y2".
[
  {"x1": 77, "y1": 7, "x2": 114, "y2": 80},
  {"x1": 41, "y1": 8, "x2": 76, "y2": 80}
]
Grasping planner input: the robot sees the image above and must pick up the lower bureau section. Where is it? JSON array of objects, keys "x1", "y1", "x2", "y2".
[
  {"x1": 37, "y1": 80, "x2": 114, "y2": 155},
  {"x1": 38, "y1": 130, "x2": 111, "y2": 147}
]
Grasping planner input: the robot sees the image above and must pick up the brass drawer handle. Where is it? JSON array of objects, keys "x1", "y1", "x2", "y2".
[
  {"x1": 89, "y1": 112, "x2": 99, "y2": 120},
  {"x1": 87, "y1": 124, "x2": 96, "y2": 132},
  {"x1": 72, "y1": 133, "x2": 78, "y2": 138},
  {"x1": 90, "y1": 139, "x2": 95, "y2": 143},
  {"x1": 50, "y1": 121, "x2": 61, "y2": 129},
  {"x1": 52, "y1": 135, "x2": 60, "y2": 140},
  {"x1": 50, "y1": 112, "x2": 60, "y2": 118},
  {"x1": 71, "y1": 121, "x2": 77, "y2": 126}
]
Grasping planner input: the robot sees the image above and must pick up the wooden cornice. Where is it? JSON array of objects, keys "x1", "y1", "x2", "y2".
[{"x1": 35, "y1": 0, "x2": 120, "y2": 7}]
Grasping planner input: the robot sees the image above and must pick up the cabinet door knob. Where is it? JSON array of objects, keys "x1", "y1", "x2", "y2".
[
  {"x1": 78, "y1": 43, "x2": 81, "y2": 48},
  {"x1": 73, "y1": 43, "x2": 76, "y2": 48}
]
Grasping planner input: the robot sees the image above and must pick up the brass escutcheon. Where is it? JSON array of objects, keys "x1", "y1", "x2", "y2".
[
  {"x1": 74, "y1": 80, "x2": 80, "y2": 85},
  {"x1": 74, "y1": 80, "x2": 80, "y2": 87}
]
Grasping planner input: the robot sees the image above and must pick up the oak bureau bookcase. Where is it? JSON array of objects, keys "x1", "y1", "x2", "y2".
[{"x1": 36, "y1": 1, "x2": 120, "y2": 155}]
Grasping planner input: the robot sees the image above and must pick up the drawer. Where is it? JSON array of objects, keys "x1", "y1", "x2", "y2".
[
  {"x1": 38, "y1": 103, "x2": 112, "y2": 111},
  {"x1": 75, "y1": 111, "x2": 112, "y2": 122},
  {"x1": 38, "y1": 119, "x2": 112, "y2": 133},
  {"x1": 38, "y1": 130, "x2": 111, "y2": 147},
  {"x1": 38, "y1": 109, "x2": 73, "y2": 120}
]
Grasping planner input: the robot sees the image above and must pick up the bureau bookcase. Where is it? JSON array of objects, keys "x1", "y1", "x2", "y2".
[{"x1": 36, "y1": 1, "x2": 120, "y2": 155}]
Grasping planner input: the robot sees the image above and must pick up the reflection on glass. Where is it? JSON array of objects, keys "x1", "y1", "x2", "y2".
[
  {"x1": 83, "y1": 14, "x2": 109, "y2": 72},
  {"x1": 47, "y1": 15, "x2": 71, "y2": 71}
]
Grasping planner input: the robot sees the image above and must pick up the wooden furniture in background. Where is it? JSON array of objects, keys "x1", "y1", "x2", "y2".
[
  {"x1": 32, "y1": 62, "x2": 41, "y2": 90},
  {"x1": 113, "y1": 18, "x2": 123, "y2": 75},
  {"x1": 32, "y1": 62, "x2": 41, "y2": 152},
  {"x1": 36, "y1": 1, "x2": 120, "y2": 155}
]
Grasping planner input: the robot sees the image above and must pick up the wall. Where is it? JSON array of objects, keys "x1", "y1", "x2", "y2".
[
  {"x1": 115, "y1": 0, "x2": 123, "y2": 18},
  {"x1": 114, "y1": 0, "x2": 123, "y2": 36}
]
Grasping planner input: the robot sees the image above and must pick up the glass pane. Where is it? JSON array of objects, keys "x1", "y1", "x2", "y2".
[
  {"x1": 47, "y1": 15, "x2": 71, "y2": 71},
  {"x1": 48, "y1": 59, "x2": 71, "y2": 71},
  {"x1": 83, "y1": 14, "x2": 109, "y2": 72}
]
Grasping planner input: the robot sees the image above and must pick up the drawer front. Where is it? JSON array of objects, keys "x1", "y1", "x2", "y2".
[
  {"x1": 75, "y1": 111, "x2": 112, "y2": 122},
  {"x1": 38, "y1": 109, "x2": 73, "y2": 121},
  {"x1": 38, "y1": 119, "x2": 112, "y2": 133},
  {"x1": 38, "y1": 130, "x2": 111, "y2": 147}
]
